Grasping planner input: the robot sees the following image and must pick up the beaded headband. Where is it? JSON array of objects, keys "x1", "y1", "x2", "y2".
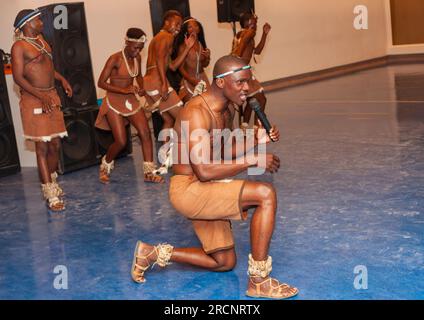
[
  {"x1": 183, "y1": 18, "x2": 197, "y2": 25},
  {"x1": 14, "y1": 9, "x2": 41, "y2": 32},
  {"x1": 125, "y1": 35, "x2": 147, "y2": 43},
  {"x1": 214, "y1": 65, "x2": 251, "y2": 79}
]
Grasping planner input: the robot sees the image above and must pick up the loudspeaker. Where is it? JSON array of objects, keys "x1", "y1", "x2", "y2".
[
  {"x1": 39, "y1": 2, "x2": 97, "y2": 113},
  {"x1": 149, "y1": 0, "x2": 191, "y2": 36},
  {"x1": 58, "y1": 108, "x2": 100, "y2": 173},
  {"x1": 0, "y1": 54, "x2": 20, "y2": 177},
  {"x1": 58, "y1": 107, "x2": 133, "y2": 174},
  {"x1": 217, "y1": 0, "x2": 255, "y2": 23}
]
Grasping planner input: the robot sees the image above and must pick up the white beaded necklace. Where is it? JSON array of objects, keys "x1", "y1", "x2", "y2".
[
  {"x1": 121, "y1": 49, "x2": 138, "y2": 78},
  {"x1": 18, "y1": 35, "x2": 52, "y2": 59}
]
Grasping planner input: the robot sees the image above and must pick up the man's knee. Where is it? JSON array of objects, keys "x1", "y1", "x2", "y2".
[
  {"x1": 35, "y1": 143, "x2": 49, "y2": 157},
  {"x1": 221, "y1": 252, "x2": 237, "y2": 271},
  {"x1": 212, "y1": 249, "x2": 237, "y2": 271},
  {"x1": 48, "y1": 139, "x2": 61, "y2": 153},
  {"x1": 257, "y1": 183, "x2": 277, "y2": 204},
  {"x1": 257, "y1": 182, "x2": 276, "y2": 197}
]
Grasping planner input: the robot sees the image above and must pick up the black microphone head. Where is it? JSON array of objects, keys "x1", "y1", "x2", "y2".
[{"x1": 248, "y1": 98, "x2": 261, "y2": 111}]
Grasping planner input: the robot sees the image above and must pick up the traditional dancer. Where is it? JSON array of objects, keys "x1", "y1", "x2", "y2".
[
  {"x1": 144, "y1": 10, "x2": 196, "y2": 174},
  {"x1": 131, "y1": 55, "x2": 298, "y2": 299},
  {"x1": 143, "y1": 10, "x2": 196, "y2": 131},
  {"x1": 232, "y1": 11, "x2": 271, "y2": 128},
  {"x1": 173, "y1": 17, "x2": 211, "y2": 103},
  {"x1": 95, "y1": 28, "x2": 163, "y2": 184},
  {"x1": 11, "y1": 8, "x2": 72, "y2": 211}
]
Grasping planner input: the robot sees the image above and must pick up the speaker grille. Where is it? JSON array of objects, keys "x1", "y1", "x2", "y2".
[
  {"x1": 58, "y1": 109, "x2": 100, "y2": 173},
  {"x1": 217, "y1": 0, "x2": 255, "y2": 23},
  {"x1": 62, "y1": 119, "x2": 94, "y2": 161},
  {"x1": 0, "y1": 100, "x2": 6, "y2": 125},
  {"x1": 0, "y1": 52, "x2": 20, "y2": 177},
  {"x1": 67, "y1": 71, "x2": 95, "y2": 106},
  {"x1": 61, "y1": 36, "x2": 90, "y2": 67},
  {"x1": 68, "y1": 6, "x2": 83, "y2": 30},
  {"x1": 0, "y1": 133, "x2": 12, "y2": 167}
]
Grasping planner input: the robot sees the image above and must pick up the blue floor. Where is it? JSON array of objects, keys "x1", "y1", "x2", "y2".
[{"x1": 1, "y1": 64, "x2": 424, "y2": 300}]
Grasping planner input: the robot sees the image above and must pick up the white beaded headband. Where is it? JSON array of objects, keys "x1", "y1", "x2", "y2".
[
  {"x1": 125, "y1": 35, "x2": 147, "y2": 43},
  {"x1": 183, "y1": 18, "x2": 197, "y2": 25}
]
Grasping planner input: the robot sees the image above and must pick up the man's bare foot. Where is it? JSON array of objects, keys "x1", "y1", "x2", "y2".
[
  {"x1": 246, "y1": 276, "x2": 298, "y2": 299},
  {"x1": 131, "y1": 241, "x2": 158, "y2": 283},
  {"x1": 144, "y1": 173, "x2": 165, "y2": 183}
]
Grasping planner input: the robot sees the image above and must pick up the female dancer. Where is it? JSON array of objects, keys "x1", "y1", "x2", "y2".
[
  {"x1": 173, "y1": 17, "x2": 211, "y2": 103},
  {"x1": 95, "y1": 28, "x2": 163, "y2": 184}
]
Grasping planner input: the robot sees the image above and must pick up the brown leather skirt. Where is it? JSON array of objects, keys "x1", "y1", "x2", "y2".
[
  {"x1": 19, "y1": 88, "x2": 67, "y2": 142},
  {"x1": 143, "y1": 78, "x2": 183, "y2": 114},
  {"x1": 95, "y1": 92, "x2": 143, "y2": 131}
]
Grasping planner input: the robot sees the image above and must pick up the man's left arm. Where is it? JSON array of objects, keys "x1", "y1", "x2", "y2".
[
  {"x1": 54, "y1": 71, "x2": 72, "y2": 97},
  {"x1": 254, "y1": 23, "x2": 271, "y2": 55}
]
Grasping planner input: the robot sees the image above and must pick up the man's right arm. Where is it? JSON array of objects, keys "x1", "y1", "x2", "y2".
[{"x1": 254, "y1": 23, "x2": 271, "y2": 55}]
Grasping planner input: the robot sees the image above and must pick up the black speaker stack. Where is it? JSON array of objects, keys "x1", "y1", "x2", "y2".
[
  {"x1": 0, "y1": 52, "x2": 20, "y2": 178},
  {"x1": 40, "y1": 2, "x2": 97, "y2": 112},
  {"x1": 217, "y1": 0, "x2": 255, "y2": 23},
  {"x1": 39, "y1": 2, "x2": 131, "y2": 174}
]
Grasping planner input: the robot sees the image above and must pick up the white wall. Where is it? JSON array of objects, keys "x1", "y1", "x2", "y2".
[
  {"x1": 195, "y1": 0, "x2": 389, "y2": 81},
  {"x1": 0, "y1": 0, "x2": 394, "y2": 166}
]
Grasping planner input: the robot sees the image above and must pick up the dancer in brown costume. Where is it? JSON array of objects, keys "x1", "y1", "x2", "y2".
[
  {"x1": 143, "y1": 10, "x2": 196, "y2": 131},
  {"x1": 232, "y1": 11, "x2": 271, "y2": 128},
  {"x1": 95, "y1": 28, "x2": 163, "y2": 184},
  {"x1": 173, "y1": 17, "x2": 211, "y2": 103},
  {"x1": 131, "y1": 55, "x2": 298, "y2": 299},
  {"x1": 11, "y1": 8, "x2": 72, "y2": 211}
]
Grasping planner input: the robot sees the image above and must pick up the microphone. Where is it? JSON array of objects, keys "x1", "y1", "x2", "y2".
[{"x1": 248, "y1": 98, "x2": 274, "y2": 142}]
